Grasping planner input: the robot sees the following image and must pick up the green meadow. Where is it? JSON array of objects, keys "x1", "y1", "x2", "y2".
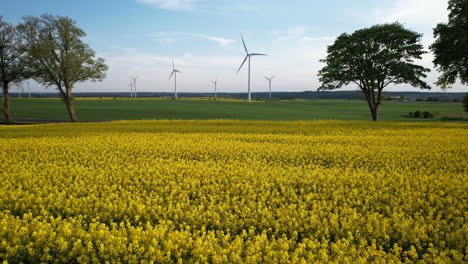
[{"x1": 2, "y1": 98, "x2": 466, "y2": 122}]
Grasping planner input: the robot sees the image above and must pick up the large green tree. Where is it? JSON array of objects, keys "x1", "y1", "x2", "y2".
[
  {"x1": 318, "y1": 23, "x2": 431, "y2": 121},
  {"x1": 430, "y1": 0, "x2": 468, "y2": 89},
  {"x1": 17, "y1": 14, "x2": 108, "y2": 122},
  {"x1": 0, "y1": 17, "x2": 28, "y2": 124}
]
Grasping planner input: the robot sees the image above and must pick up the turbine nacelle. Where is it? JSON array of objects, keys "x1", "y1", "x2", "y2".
[
  {"x1": 169, "y1": 69, "x2": 181, "y2": 79},
  {"x1": 169, "y1": 57, "x2": 182, "y2": 79},
  {"x1": 237, "y1": 35, "x2": 268, "y2": 74}
]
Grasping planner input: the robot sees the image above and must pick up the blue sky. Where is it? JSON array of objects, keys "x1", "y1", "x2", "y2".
[{"x1": 4, "y1": 0, "x2": 465, "y2": 93}]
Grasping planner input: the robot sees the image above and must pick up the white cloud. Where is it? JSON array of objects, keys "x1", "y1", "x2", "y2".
[
  {"x1": 137, "y1": 0, "x2": 195, "y2": 10},
  {"x1": 372, "y1": 0, "x2": 448, "y2": 26},
  {"x1": 149, "y1": 31, "x2": 235, "y2": 47},
  {"x1": 274, "y1": 26, "x2": 307, "y2": 42},
  {"x1": 197, "y1": 34, "x2": 234, "y2": 47},
  {"x1": 287, "y1": 26, "x2": 306, "y2": 36},
  {"x1": 136, "y1": 0, "x2": 259, "y2": 13},
  {"x1": 300, "y1": 36, "x2": 335, "y2": 42},
  {"x1": 273, "y1": 26, "x2": 335, "y2": 50}
]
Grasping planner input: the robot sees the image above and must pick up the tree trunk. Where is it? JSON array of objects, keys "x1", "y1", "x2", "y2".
[
  {"x1": 366, "y1": 101, "x2": 379, "y2": 121},
  {"x1": 2, "y1": 83, "x2": 13, "y2": 124},
  {"x1": 371, "y1": 107, "x2": 378, "y2": 121},
  {"x1": 64, "y1": 92, "x2": 78, "y2": 122},
  {"x1": 363, "y1": 89, "x2": 379, "y2": 122}
]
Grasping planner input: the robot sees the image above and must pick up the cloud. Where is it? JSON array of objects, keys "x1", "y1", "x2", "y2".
[
  {"x1": 371, "y1": 0, "x2": 448, "y2": 26},
  {"x1": 136, "y1": 0, "x2": 258, "y2": 13},
  {"x1": 273, "y1": 26, "x2": 307, "y2": 42},
  {"x1": 286, "y1": 26, "x2": 306, "y2": 36},
  {"x1": 300, "y1": 36, "x2": 335, "y2": 42},
  {"x1": 272, "y1": 26, "x2": 334, "y2": 46},
  {"x1": 197, "y1": 34, "x2": 235, "y2": 47},
  {"x1": 137, "y1": 0, "x2": 195, "y2": 10},
  {"x1": 149, "y1": 31, "x2": 235, "y2": 47}
]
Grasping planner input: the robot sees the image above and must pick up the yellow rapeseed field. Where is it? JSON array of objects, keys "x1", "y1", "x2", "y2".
[{"x1": 0, "y1": 120, "x2": 466, "y2": 263}]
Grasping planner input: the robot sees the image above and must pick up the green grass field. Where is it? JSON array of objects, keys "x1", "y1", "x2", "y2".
[{"x1": 2, "y1": 98, "x2": 466, "y2": 122}]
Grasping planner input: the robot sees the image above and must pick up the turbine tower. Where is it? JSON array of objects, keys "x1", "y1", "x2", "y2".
[
  {"x1": 237, "y1": 35, "x2": 267, "y2": 103},
  {"x1": 211, "y1": 77, "x2": 218, "y2": 99},
  {"x1": 265, "y1": 75, "x2": 276, "y2": 99},
  {"x1": 27, "y1": 81, "x2": 31, "y2": 99},
  {"x1": 129, "y1": 80, "x2": 134, "y2": 98},
  {"x1": 131, "y1": 76, "x2": 137, "y2": 98},
  {"x1": 17, "y1": 82, "x2": 24, "y2": 98},
  {"x1": 169, "y1": 58, "x2": 181, "y2": 99}
]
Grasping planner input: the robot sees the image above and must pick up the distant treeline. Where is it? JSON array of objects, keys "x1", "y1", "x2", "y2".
[{"x1": 2, "y1": 91, "x2": 466, "y2": 102}]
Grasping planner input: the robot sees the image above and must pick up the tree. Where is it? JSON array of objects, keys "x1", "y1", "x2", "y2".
[
  {"x1": 17, "y1": 14, "x2": 107, "y2": 122},
  {"x1": 318, "y1": 23, "x2": 431, "y2": 121},
  {"x1": 430, "y1": 0, "x2": 468, "y2": 89},
  {"x1": 0, "y1": 17, "x2": 28, "y2": 124}
]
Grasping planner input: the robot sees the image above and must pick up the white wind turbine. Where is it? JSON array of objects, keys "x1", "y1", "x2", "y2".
[
  {"x1": 129, "y1": 76, "x2": 137, "y2": 98},
  {"x1": 211, "y1": 77, "x2": 218, "y2": 99},
  {"x1": 128, "y1": 80, "x2": 133, "y2": 98},
  {"x1": 169, "y1": 58, "x2": 181, "y2": 99},
  {"x1": 237, "y1": 35, "x2": 268, "y2": 103},
  {"x1": 265, "y1": 75, "x2": 276, "y2": 99},
  {"x1": 27, "y1": 81, "x2": 31, "y2": 99},
  {"x1": 17, "y1": 82, "x2": 24, "y2": 98},
  {"x1": 131, "y1": 76, "x2": 137, "y2": 98}
]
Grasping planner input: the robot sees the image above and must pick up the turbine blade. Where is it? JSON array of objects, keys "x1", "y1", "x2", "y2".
[
  {"x1": 169, "y1": 70, "x2": 175, "y2": 79},
  {"x1": 271, "y1": 75, "x2": 276, "y2": 79},
  {"x1": 175, "y1": 70, "x2": 182, "y2": 73},
  {"x1": 172, "y1": 57, "x2": 175, "y2": 70},
  {"x1": 265, "y1": 77, "x2": 269, "y2": 80},
  {"x1": 236, "y1": 56, "x2": 249, "y2": 74},
  {"x1": 241, "y1": 35, "x2": 248, "y2": 54},
  {"x1": 249, "y1": 53, "x2": 268, "y2": 56}
]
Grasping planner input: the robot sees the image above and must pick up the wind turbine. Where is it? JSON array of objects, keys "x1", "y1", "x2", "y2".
[
  {"x1": 265, "y1": 75, "x2": 276, "y2": 99},
  {"x1": 211, "y1": 77, "x2": 218, "y2": 99},
  {"x1": 17, "y1": 82, "x2": 24, "y2": 98},
  {"x1": 27, "y1": 81, "x2": 31, "y2": 99},
  {"x1": 237, "y1": 35, "x2": 268, "y2": 103},
  {"x1": 169, "y1": 58, "x2": 181, "y2": 99},
  {"x1": 131, "y1": 76, "x2": 137, "y2": 98},
  {"x1": 128, "y1": 80, "x2": 134, "y2": 98}
]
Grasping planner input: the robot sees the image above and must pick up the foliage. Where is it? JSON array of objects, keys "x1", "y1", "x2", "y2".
[
  {"x1": 318, "y1": 23, "x2": 431, "y2": 121},
  {"x1": 430, "y1": 0, "x2": 468, "y2": 89},
  {"x1": 16, "y1": 14, "x2": 108, "y2": 122},
  {"x1": 409, "y1": 111, "x2": 434, "y2": 118},
  {"x1": 423, "y1": 111, "x2": 434, "y2": 118},
  {"x1": 0, "y1": 120, "x2": 467, "y2": 263}
]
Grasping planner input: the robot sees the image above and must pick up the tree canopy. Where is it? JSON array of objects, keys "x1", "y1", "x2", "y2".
[
  {"x1": 17, "y1": 14, "x2": 108, "y2": 122},
  {"x1": 430, "y1": 0, "x2": 468, "y2": 89},
  {"x1": 318, "y1": 23, "x2": 430, "y2": 121}
]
